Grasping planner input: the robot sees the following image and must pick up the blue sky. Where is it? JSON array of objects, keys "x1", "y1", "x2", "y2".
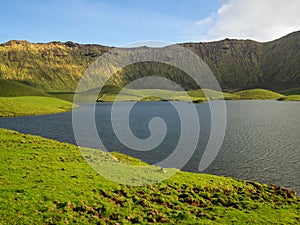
[
  {"x1": 1, "y1": 0, "x2": 300, "y2": 46},
  {"x1": 1, "y1": 0, "x2": 222, "y2": 45}
]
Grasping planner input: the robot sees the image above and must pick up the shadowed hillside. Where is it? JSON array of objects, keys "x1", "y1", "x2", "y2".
[
  {"x1": 182, "y1": 31, "x2": 300, "y2": 91},
  {"x1": 0, "y1": 80, "x2": 49, "y2": 97}
]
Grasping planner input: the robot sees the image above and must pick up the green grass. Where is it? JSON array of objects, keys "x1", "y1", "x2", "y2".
[
  {"x1": 0, "y1": 128, "x2": 299, "y2": 224},
  {"x1": 0, "y1": 82, "x2": 296, "y2": 118},
  {"x1": 73, "y1": 87, "x2": 300, "y2": 103},
  {"x1": 0, "y1": 80, "x2": 49, "y2": 97},
  {"x1": 0, "y1": 96, "x2": 76, "y2": 117},
  {"x1": 47, "y1": 92, "x2": 75, "y2": 102},
  {"x1": 277, "y1": 95, "x2": 300, "y2": 101},
  {"x1": 97, "y1": 87, "x2": 295, "y2": 102},
  {"x1": 0, "y1": 79, "x2": 77, "y2": 103},
  {"x1": 97, "y1": 88, "x2": 239, "y2": 102},
  {"x1": 0, "y1": 79, "x2": 294, "y2": 105},
  {"x1": 234, "y1": 89, "x2": 284, "y2": 100},
  {"x1": 140, "y1": 96, "x2": 167, "y2": 102},
  {"x1": 188, "y1": 89, "x2": 239, "y2": 100}
]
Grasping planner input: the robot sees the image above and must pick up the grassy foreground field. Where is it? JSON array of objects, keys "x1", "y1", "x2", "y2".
[
  {"x1": 0, "y1": 128, "x2": 299, "y2": 224},
  {"x1": 0, "y1": 96, "x2": 75, "y2": 117}
]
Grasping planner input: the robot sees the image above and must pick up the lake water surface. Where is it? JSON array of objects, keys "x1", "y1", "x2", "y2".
[{"x1": 0, "y1": 101, "x2": 299, "y2": 193}]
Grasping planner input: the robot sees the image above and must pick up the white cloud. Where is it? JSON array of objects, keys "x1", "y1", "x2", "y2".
[{"x1": 183, "y1": 0, "x2": 300, "y2": 42}]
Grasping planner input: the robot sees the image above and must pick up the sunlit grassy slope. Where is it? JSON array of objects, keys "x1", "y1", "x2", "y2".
[
  {"x1": 51, "y1": 87, "x2": 300, "y2": 102},
  {"x1": 97, "y1": 87, "x2": 292, "y2": 102},
  {"x1": 1, "y1": 79, "x2": 297, "y2": 103},
  {"x1": 233, "y1": 89, "x2": 284, "y2": 100},
  {"x1": 0, "y1": 128, "x2": 299, "y2": 224},
  {"x1": 97, "y1": 88, "x2": 239, "y2": 102},
  {"x1": 0, "y1": 96, "x2": 75, "y2": 117},
  {"x1": 277, "y1": 95, "x2": 300, "y2": 101},
  {"x1": 0, "y1": 80, "x2": 297, "y2": 117}
]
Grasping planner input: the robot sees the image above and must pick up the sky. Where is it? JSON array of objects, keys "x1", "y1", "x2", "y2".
[{"x1": 1, "y1": 0, "x2": 300, "y2": 46}]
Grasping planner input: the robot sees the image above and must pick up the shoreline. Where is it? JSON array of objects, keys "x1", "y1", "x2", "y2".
[
  {"x1": 0, "y1": 97, "x2": 299, "y2": 118},
  {"x1": 0, "y1": 127, "x2": 298, "y2": 196},
  {"x1": 0, "y1": 128, "x2": 299, "y2": 224}
]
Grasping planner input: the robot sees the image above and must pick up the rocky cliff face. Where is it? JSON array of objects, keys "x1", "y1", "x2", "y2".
[
  {"x1": 182, "y1": 40, "x2": 264, "y2": 91},
  {"x1": 0, "y1": 31, "x2": 299, "y2": 92},
  {"x1": 182, "y1": 31, "x2": 300, "y2": 91}
]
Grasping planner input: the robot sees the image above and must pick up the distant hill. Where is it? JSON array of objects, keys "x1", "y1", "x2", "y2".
[{"x1": 0, "y1": 31, "x2": 299, "y2": 93}]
